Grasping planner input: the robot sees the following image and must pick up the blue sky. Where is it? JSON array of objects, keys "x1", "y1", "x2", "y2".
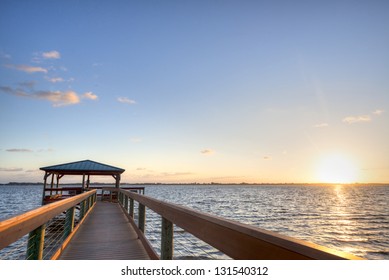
[{"x1": 1, "y1": 0, "x2": 388, "y2": 184}]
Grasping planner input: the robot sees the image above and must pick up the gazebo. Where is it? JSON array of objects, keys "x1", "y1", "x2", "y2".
[{"x1": 40, "y1": 159, "x2": 125, "y2": 204}]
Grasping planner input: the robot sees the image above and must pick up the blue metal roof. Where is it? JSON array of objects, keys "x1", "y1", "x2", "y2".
[{"x1": 40, "y1": 160, "x2": 125, "y2": 175}]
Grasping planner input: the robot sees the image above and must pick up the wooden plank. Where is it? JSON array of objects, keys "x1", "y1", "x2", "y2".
[
  {"x1": 121, "y1": 190, "x2": 364, "y2": 260},
  {"x1": 57, "y1": 201, "x2": 150, "y2": 260}
]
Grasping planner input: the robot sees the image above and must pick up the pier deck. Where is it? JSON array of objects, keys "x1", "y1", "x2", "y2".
[{"x1": 58, "y1": 201, "x2": 150, "y2": 260}]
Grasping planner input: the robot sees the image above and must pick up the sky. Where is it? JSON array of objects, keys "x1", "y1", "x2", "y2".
[{"x1": 0, "y1": 0, "x2": 388, "y2": 184}]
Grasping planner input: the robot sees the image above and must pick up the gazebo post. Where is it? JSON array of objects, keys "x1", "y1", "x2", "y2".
[
  {"x1": 114, "y1": 174, "x2": 121, "y2": 188},
  {"x1": 41, "y1": 172, "x2": 50, "y2": 204},
  {"x1": 50, "y1": 173, "x2": 54, "y2": 196},
  {"x1": 58, "y1": 174, "x2": 64, "y2": 195},
  {"x1": 82, "y1": 174, "x2": 85, "y2": 192},
  {"x1": 56, "y1": 174, "x2": 59, "y2": 195}
]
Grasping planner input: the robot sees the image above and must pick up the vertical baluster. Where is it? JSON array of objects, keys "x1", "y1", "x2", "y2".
[
  {"x1": 124, "y1": 195, "x2": 129, "y2": 212},
  {"x1": 129, "y1": 198, "x2": 134, "y2": 218},
  {"x1": 79, "y1": 200, "x2": 85, "y2": 220},
  {"x1": 26, "y1": 224, "x2": 46, "y2": 260},
  {"x1": 161, "y1": 217, "x2": 173, "y2": 260},
  {"x1": 63, "y1": 207, "x2": 75, "y2": 239},
  {"x1": 138, "y1": 203, "x2": 146, "y2": 233}
]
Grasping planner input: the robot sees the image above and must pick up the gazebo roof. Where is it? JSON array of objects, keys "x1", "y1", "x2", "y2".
[{"x1": 40, "y1": 159, "x2": 125, "y2": 176}]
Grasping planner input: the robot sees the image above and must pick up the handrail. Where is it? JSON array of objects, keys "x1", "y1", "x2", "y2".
[
  {"x1": 119, "y1": 189, "x2": 364, "y2": 260},
  {"x1": 0, "y1": 190, "x2": 96, "y2": 251}
]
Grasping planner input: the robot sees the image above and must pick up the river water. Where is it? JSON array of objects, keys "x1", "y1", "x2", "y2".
[{"x1": 0, "y1": 184, "x2": 388, "y2": 260}]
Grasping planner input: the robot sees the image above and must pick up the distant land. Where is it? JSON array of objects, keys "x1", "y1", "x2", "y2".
[{"x1": 1, "y1": 182, "x2": 388, "y2": 186}]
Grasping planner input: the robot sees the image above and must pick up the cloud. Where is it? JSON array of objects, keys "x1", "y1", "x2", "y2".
[
  {"x1": 5, "y1": 64, "x2": 48, "y2": 73},
  {"x1": 0, "y1": 86, "x2": 30, "y2": 98},
  {"x1": 314, "y1": 123, "x2": 329, "y2": 128},
  {"x1": 6, "y1": 149, "x2": 33, "y2": 152},
  {"x1": 118, "y1": 97, "x2": 136, "y2": 104},
  {"x1": 42, "y1": 50, "x2": 61, "y2": 59},
  {"x1": 0, "y1": 86, "x2": 98, "y2": 107},
  {"x1": 263, "y1": 156, "x2": 272, "y2": 160},
  {"x1": 0, "y1": 167, "x2": 23, "y2": 172},
  {"x1": 35, "y1": 90, "x2": 80, "y2": 107},
  {"x1": 46, "y1": 77, "x2": 64, "y2": 83},
  {"x1": 25, "y1": 169, "x2": 39, "y2": 173},
  {"x1": 372, "y1": 109, "x2": 384, "y2": 116},
  {"x1": 161, "y1": 172, "x2": 194, "y2": 177},
  {"x1": 82, "y1": 91, "x2": 98, "y2": 100},
  {"x1": 201, "y1": 149, "x2": 215, "y2": 155},
  {"x1": 342, "y1": 115, "x2": 372, "y2": 124}
]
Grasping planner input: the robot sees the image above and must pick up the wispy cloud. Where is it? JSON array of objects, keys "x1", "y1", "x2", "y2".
[
  {"x1": 201, "y1": 149, "x2": 215, "y2": 155},
  {"x1": 42, "y1": 50, "x2": 61, "y2": 59},
  {"x1": 0, "y1": 86, "x2": 25, "y2": 96},
  {"x1": 343, "y1": 109, "x2": 384, "y2": 124},
  {"x1": 6, "y1": 148, "x2": 33, "y2": 152},
  {"x1": 263, "y1": 156, "x2": 272, "y2": 160},
  {"x1": 5, "y1": 64, "x2": 48, "y2": 73},
  {"x1": 82, "y1": 92, "x2": 98, "y2": 100},
  {"x1": 35, "y1": 90, "x2": 80, "y2": 107},
  {"x1": 118, "y1": 97, "x2": 136, "y2": 104},
  {"x1": 46, "y1": 77, "x2": 64, "y2": 83},
  {"x1": 314, "y1": 123, "x2": 329, "y2": 128},
  {"x1": 342, "y1": 115, "x2": 372, "y2": 124},
  {"x1": 372, "y1": 109, "x2": 384, "y2": 116},
  {"x1": 161, "y1": 172, "x2": 194, "y2": 177},
  {"x1": 0, "y1": 167, "x2": 23, "y2": 172},
  {"x1": 0, "y1": 86, "x2": 97, "y2": 107}
]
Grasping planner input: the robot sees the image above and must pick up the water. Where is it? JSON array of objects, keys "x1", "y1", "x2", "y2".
[{"x1": 0, "y1": 184, "x2": 388, "y2": 260}]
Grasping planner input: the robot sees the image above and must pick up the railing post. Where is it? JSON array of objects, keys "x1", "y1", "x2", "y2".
[
  {"x1": 79, "y1": 199, "x2": 85, "y2": 220},
  {"x1": 129, "y1": 198, "x2": 134, "y2": 218},
  {"x1": 26, "y1": 224, "x2": 46, "y2": 260},
  {"x1": 161, "y1": 217, "x2": 173, "y2": 260},
  {"x1": 124, "y1": 195, "x2": 129, "y2": 212},
  {"x1": 64, "y1": 207, "x2": 75, "y2": 239},
  {"x1": 138, "y1": 203, "x2": 146, "y2": 233}
]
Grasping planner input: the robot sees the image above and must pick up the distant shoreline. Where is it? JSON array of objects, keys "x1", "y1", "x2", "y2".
[{"x1": 1, "y1": 182, "x2": 388, "y2": 186}]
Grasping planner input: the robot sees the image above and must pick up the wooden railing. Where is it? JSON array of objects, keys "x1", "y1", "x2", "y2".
[
  {"x1": 118, "y1": 189, "x2": 364, "y2": 260},
  {"x1": 0, "y1": 190, "x2": 97, "y2": 260}
]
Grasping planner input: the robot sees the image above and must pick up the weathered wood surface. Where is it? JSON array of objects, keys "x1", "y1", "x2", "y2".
[
  {"x1": 120, "y1": 189, "x2": 364, "y2": 260},
  {"x1": 57, "y1": 201, "x2": 150, "y2": 260}
]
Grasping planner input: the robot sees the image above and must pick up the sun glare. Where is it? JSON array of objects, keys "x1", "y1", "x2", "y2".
[{"x1": 316, "y1": 154, "x2": 358, "y2": 184}]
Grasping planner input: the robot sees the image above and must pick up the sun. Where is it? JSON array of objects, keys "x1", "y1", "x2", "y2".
[{"x1": 316, "y1": 154, "x2": 358, "y2": 184}]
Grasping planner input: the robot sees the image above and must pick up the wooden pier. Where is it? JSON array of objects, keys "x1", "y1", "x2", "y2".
[
  {"x1": 57, "y1": 201, "x2": 149, "y2": 260},
  {"x1": 0, "y1": 160, "x2": 365, "y2": 260}
]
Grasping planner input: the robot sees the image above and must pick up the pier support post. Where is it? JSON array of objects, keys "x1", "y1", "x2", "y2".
[
  {"x1": 161, "y1": 217, "x2": 173, "y2": 260},
  {"x1": 138, "y1": 203, "x2": 146, "y2": 233},
  {"x1": 26, "y1": 224, "x2": 46, "y2": 260}
]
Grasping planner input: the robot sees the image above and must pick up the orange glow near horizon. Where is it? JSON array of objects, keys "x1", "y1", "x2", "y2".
[{"x1": 316, "y1": 154, "x2": 359, "y2": 184}]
